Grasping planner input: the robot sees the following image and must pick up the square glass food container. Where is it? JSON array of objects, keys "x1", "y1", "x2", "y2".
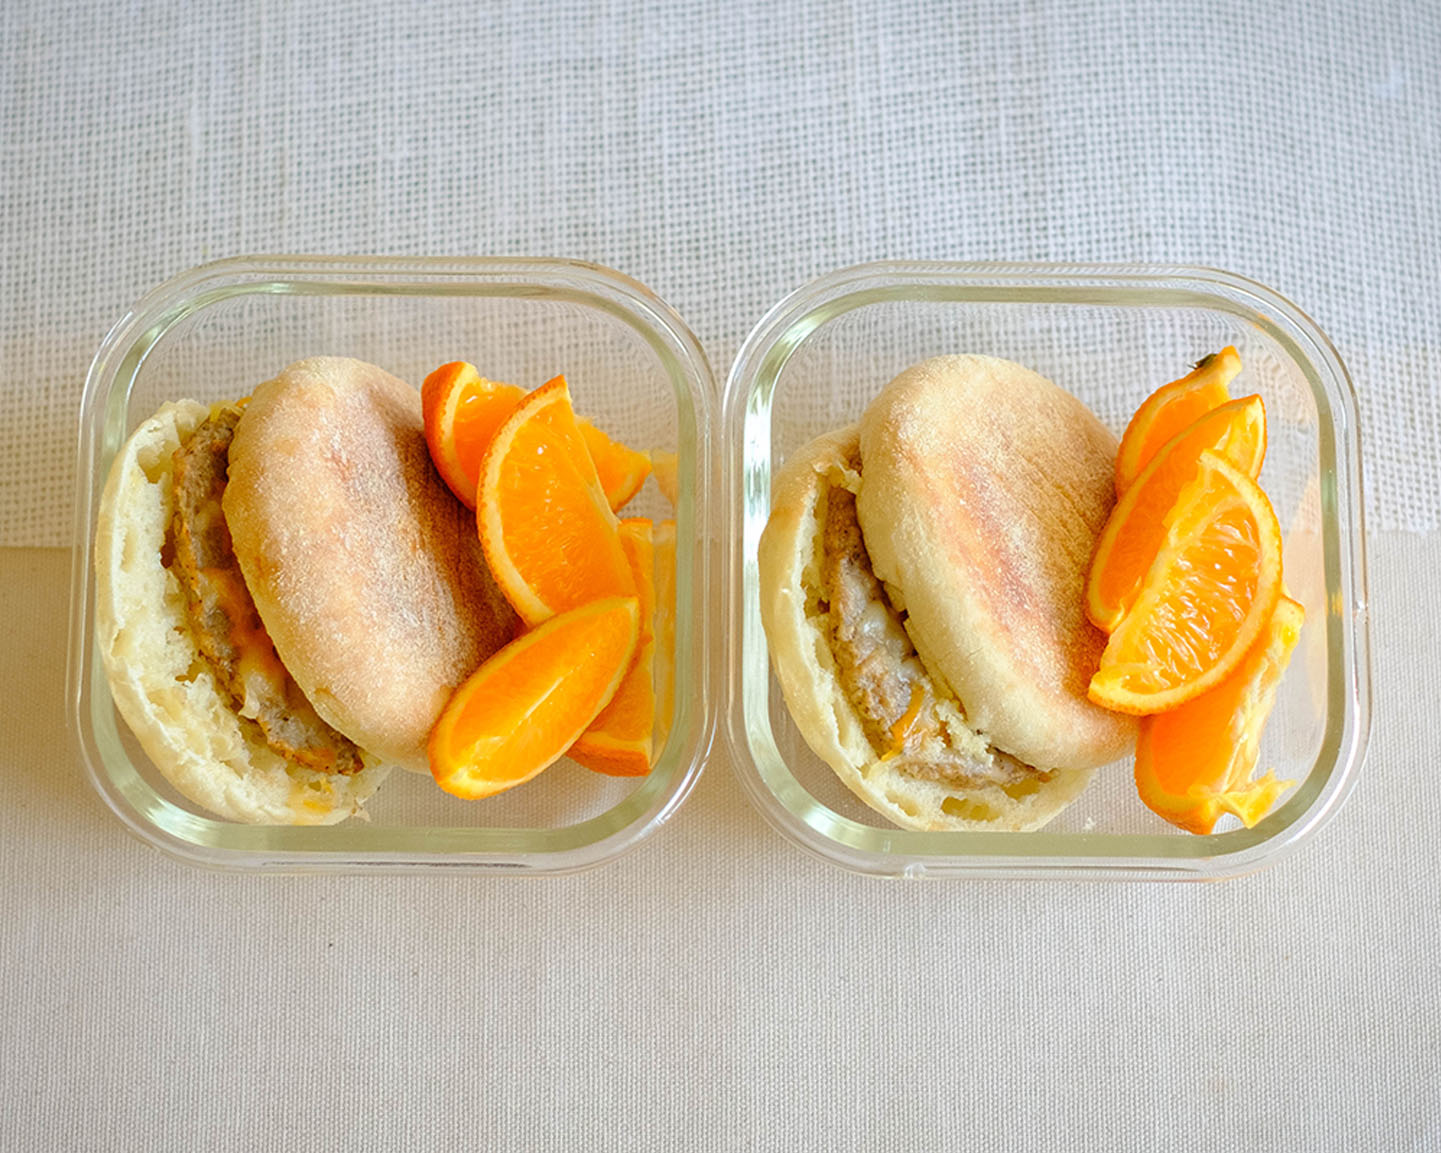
[
  {"x1": 69, "y1": 256, "x2": 714, "y2": 873},
  {"x1": 724, "y1": 262, "x2": 1370, "y2": 881}
]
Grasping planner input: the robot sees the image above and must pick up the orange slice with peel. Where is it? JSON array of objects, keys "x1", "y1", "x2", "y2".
[
  {"x1": 651, "y1": 450, "x2": 679, "y2": 509},
  {"x1": 479, "y1": 375, "x2": 636, "y2": 626},
  {"x1": 570, "y1": 518, "x2": 656, "y2": 776},
  {"x1": 1115, "y1": 347, "x2": 1241, "y2": 495},
  {"x1": 1086, "y1": 393, "x2": 1267, "y2": 633},
  {"x1": 1135, "y1": 595, "x2": 1303, "y2": 834},
  {"x1": 651, "y1": 518, "x2": 677, "y2": 760},
  {"x1": 1089, "y1": 451, "x2": 1284, "y2": 715},
  {"x1": 423, "y1": 361, "x2": 649, "y2": 512},
  {"x1": 579, "y1": 422, "x2": 652, "y2": 511},
  {"x1": 422, "y1": 362, "x2": 527, "y2": 509},
  {"x1": 428, "y1": 596, "x2": 640, "y2": 799}
]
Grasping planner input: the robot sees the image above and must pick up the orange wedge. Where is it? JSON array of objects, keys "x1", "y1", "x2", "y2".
[
  {"x1": 570, "y1": 518, "x2": 656, "y2": 776},
  {"x1": 1089, "y1": 451, "x2": 1284, "y2": 714},
  {"x1": 1086, "y1": 394, "x2": 1267, "y2": 633},
  {"x1": 422, "y1": 362, "x2": 526, "y2": 509},
  {"x1": 651, "y1": 450, "x2": 679, "y2": 509},
  {"x1": 579, "y1": 422, "x2": 652, "y2": 511},
  {"x1": 428, "y1": 596, "x2": 639, "y2": 799},
  {"x1": 423, "y1": 361, "x2": 649, "y2": 513},
  {"x1": 1115, "y1": 348, "x2": 1241, "y2": 495},
  {"x1": 651, "y1": 518, "x2": 677, "y2": 759},
  {"x1": 478, "y1": 375, "x2": 636, "y2": 626},
  {"x1": 1135, "y1": 596, "x2": 1303, "y2": 833}
]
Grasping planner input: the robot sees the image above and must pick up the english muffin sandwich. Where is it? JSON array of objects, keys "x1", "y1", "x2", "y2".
[
  {"x1": 94, "y1": 357, "x2": 518, "y2": 825},
  {"x1": 758, "y1": 355, "x2": 1134, "y2": 832}
]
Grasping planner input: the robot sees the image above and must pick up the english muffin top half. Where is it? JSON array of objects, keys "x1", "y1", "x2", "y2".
[
  {"x1": 223, "y1": 357, "x2": 518, "y2": 773},
  {"x1": 856, "y1": 354, "x2": 1132, "y2": 771}
]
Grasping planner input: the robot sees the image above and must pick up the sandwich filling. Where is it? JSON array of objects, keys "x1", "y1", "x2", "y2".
[
  {"x1": 169, "y1": 403, "x2": 364, "y2": 775},
  {"x1": 819, "y1": 482, "x2": 1047, "y2": 790}
]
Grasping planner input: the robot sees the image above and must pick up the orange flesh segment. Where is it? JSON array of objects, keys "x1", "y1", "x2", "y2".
[
  {"x1": 1087, "y1": 393, "x2": 1267, "y2": 633},
  {"x1": 1115, "y1": 347, "x2": 1241, "y2": 495},
  {"x1": 570, "y1": 518, "x2": 657, "y2": 777},
  {"x1": 478, "y1": 375, "x2": 636, "y2": 626},
  {"x1": 1135, "y1": 596, "x2": 1304, "y2": 834},
  {"x1": 427, "y1": 597, "x2": 639, "y2": 800},
  {"x1": 1088, "y1": 451, "x2": 1284, "y2": 714}
]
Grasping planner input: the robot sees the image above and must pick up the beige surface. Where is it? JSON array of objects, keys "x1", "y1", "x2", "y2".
[{"x1": 4, "y1": 538, "x2": 1437, "y2": 1149}]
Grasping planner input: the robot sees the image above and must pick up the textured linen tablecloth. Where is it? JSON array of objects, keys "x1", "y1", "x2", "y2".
[{"x1": 2, "y1": 1, "x2": 1438, "y2": 1149}]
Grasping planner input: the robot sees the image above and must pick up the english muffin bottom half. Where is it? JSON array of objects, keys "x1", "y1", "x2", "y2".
[{"x1": 94, "y1": 400, "x2": 391, "y2": 825}]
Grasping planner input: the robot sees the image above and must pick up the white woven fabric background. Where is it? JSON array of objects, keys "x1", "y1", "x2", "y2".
[
  {"x1": 4, "y1": 2, "x2": 1441, "y2": 1150},
  {"x1": 1, "y1": 0, "x2": 1439, "y2": 544}
]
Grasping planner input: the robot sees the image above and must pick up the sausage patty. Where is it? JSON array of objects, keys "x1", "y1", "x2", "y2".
[
  {"x1": 821, "y1": 485, "x2": 1038, "y2": 789},
  {"x1": 169, "y1": 404, "x2": 364, "y2": 775}
]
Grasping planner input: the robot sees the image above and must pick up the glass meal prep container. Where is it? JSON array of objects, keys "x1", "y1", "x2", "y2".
[
  {"x1": 723, "y1": 261, "x2": 1370, "y2": 881},
  {"x1": 71, "y1": 257, "x2": 1369, "y2": 880},
  {"x1": 69, "y1": 256, "x2": 714, "y2": 872}
]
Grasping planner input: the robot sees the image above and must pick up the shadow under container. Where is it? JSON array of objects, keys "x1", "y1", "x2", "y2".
[
  {"x1": 70, "y1": 256, "x2": 714, "y2": 873},
  {"x1": 724, "y1": 262, "x2": 1370, "y2": 881}
]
